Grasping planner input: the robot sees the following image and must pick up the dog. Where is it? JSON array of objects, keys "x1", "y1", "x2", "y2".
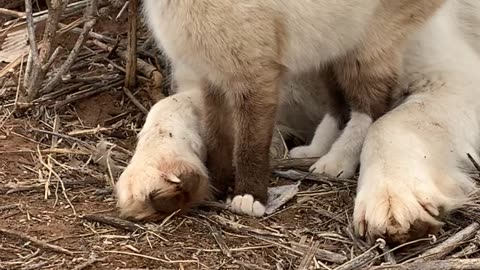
[
  {"x1": 128, "y1": 0, "x2": 444, "y2": 217},
  {"x1": 116, "y1": 0, "x2": 480, "y2": 243}
]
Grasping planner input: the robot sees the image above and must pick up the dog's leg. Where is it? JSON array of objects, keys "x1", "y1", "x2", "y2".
[
  {"x1": 203, "y1": 86, "x2": 235, "y2": 200},
  {"x1": 309, "y1": 49, "x2": 399, "y2": 178},
  {"x1": 353, "y1": 76, "x2": 478, "y2": 242},
  {"x1": 115, "y1": 90, "x2": 210, "y2": 220},
  {"x1": 227, "y1": 74, "x2": 282, "y2": 217}
]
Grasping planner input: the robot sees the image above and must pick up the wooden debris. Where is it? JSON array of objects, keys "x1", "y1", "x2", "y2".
[
  {"x1": 290, "y1": 242, "x2": 348, "y2": 264},
  {"x1": 0, "y1": 204, "x2": 18, "y2": 211},
  {"x1": 265, "y1": 184, "x2": 299, "y2": 215},
  {"x1": 207, "y1": 214, "x2": 285, "y2": 238},
  {"x1": 82, "y1": 214, "x2": 142, "y2": 232},
  {"x1": 0, "y1": 228, "x2": 73, "y2": 255},
  {"x1": 205, "y1": 222, "x2": 232, "y2": 257},
  {"x1": 335, "y1": 240, "x2": 382, "y2": 270},
  {"x1": 92, "y1": 39, "x2": 164, "y2": 89},
  {"x1": 123, "y1": 86, "x2": 149, "y2": 114},
  {"x1": 40, "y1": 0, "x2": 98, "y2": 95},
  {"x1": 367, "y1": 258, "x2": 480, "y2": 270},
  {"x1": 297, "y1": 241, "x2": 320, "y2": 270},
  {"x1": 418, "y1": 222, "x2": 480, "y2": 261},
  {"x1": 274, "y1": 169, "x2": 356, "y2": 185},
  {"x1": 125, "y1": 0, "x2": 138, "y2": 88},
  {"x1": 72, "y1": 256, "x2": 106, "y2": 270},
  {"x1": 451, "y1": 230, "x2": 480, "y2": 258},
  {"x1": 270, "y1": 158, "x2": 318, "y2": 171},
  {"x1": 0, "y1": 7, "x2": 25, "y2": 18}
]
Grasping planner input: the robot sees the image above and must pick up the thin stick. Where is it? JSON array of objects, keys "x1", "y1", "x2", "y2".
[
  {"x1": 41, "y1": 2, "x2": 97, "y2": 94},
  {"x1": 467, "y1": 153, "x2": 480, "y2": 174},
  {"x1": 39, "y1": 156, "x2": 77, "y2": 216},
  {"x1": 270, "y1": 158, "x2": 317, "y2": 170},
  {"x1": 125, "y1": 0, "x2": 137, "y2": 88},
  {"x1": 205, "y1": 222, "x2": 232, "y2": 257},
  {"x1": 334, "y1": 240, "x2": 382, "y2": 270},
  {"x1": 24, "y1": 0, "x2": 38, "y2": 89},
  {"x1": 0, "y1": 204, "x2": 19, "y2": 211},
  {"x1": 289, "y1": 242, "x2": 348, "y2": 264},
  {"x1": 0, "y1": 228, "x2": 73, "y2": 255},
  {"x1": 417, "y1": 222, "x2": 479, "y2": 261},
  {"x1": 368, "y1": 259, "x2": 480, "y2": 270},
  {"x1": 82, "y1": 214, "x2": 143, "y2": 232},
  {"x1": 297, "y1": 241, "x2": 320, "y2": 270},
  {"x1": 92, "y1": 39, "x2": 164, "y2": 88},
  {"x1": 123, "y1": 87, "x2": 149, "y2": 114},
  {"x1": 42, "y1": 46, "x2": 63, "y2": 71},
  {"x1": 72, "y1": 256, "x2": 106, "y2": 270},
  {"x1": 0, "y1": 8, "x2": 26, "y2": 18},
  {"x1": 102, "y1": 250, "x2": 198, "y2": 264},
  {"x1": 207, "y1": 214, "x2": 285, "y2": 238}
]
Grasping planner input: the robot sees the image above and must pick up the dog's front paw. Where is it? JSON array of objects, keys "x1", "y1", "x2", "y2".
[
  {"x1": 115, "y1": 156, "x2": 209, "y2": 221},
  {"x1": 230, "y1": 194, "x2": 266, "y2": 217},
  {"x1": 289, "y1": 145, "x2": 321, "y2": 158},
  {"x1": 353, "y1": 171, "x2": 448, "y2": 244},
  {"x1": 309, "y1": 150, "x2": 358, "y2": 178}
]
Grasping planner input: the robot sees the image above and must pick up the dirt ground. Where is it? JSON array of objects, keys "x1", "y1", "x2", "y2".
[{"x1": 1, "y1": 1, "x2": 480, "y2": 269}]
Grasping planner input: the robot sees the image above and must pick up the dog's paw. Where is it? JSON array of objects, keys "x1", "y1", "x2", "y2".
[
  {"x1": 115, "y1": 156, "x2": 209, "y2": 221},
  {"x1": 309, "y1": 150, "x2": 358, "y2": 178},
  {"x1": 353, "y1": 172, "x2": 448, "y2": 244},
  {"x1": 230, "y1": 194, "x2": 266, "y2": 217},
  {"x1": 289, "y1": 145, "x2": 321, "y2": 158}
]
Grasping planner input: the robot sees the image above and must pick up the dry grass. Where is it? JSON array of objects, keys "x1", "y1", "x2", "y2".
[{"x1": 1, "y1": 1, "x2": 480, "y2": 269}]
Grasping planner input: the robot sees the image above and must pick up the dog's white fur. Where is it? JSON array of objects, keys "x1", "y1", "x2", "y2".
[
  {"x1": 137, "y1": 0, "x2": 446, "y2": 214},
  {"x1": 117, "y1": 0, "x2": 480, "y2": 241},
  {"x1": 354, "y1": 0, "x2": 480, "y2": 241}
]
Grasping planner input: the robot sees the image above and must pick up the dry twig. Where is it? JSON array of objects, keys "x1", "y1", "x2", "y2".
[
  {"x1": 270, "y1": 158, "x2": 318, "y2": 171},
  {"x1": 368, "y1": 259, "x2": 480, "y2": 270},
  {"x1": 125, "y1": 0, "x2": 137, "y2": 88},
  {"x1": 92, "y1": 39, "x2": 164, "y2": 89},
  {"x1": 0, "y1": 228, "x2": 73, "y2": 255},
  {"x1": 297, "y1": 241, "x2": 320, "y2": 270},
  {"x1": 205, "y1": 222, "x2": 232, "y2": 257},
  {"x1": 82, "y1": 214, "x2": 143, "y2": 232},
  {"x1": 418, "y1": 222, "x2": 480, "y2": 261}
]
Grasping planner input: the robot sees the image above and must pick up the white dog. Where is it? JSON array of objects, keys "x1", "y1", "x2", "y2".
[{"x1": 116, "y1": 0, "x2": 480, "y2": 243}]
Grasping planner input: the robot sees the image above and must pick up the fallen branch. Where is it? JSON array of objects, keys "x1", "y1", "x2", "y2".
[
  {"x1": 205, "y1": 222, "x2": 231, "y2": 257},
  {"x1": 0, "y1": 204, "x2": 19, "y2": 211},
  {"x1": 0, "y1": 228, "x2": 73, "y2": 255},
  {"x1": 334, "y1": 240, "x2": 383, "y2": 270},
  {"x1": 122, "y1": 86, "x2": 149, "y2": 114},
  {"x1": 367, "y1": 259, "x2": 480, "y2": 270},
  {"x1": 0, "y1": 7, "x2": 25, "y2": 18},
  {"x1": 265, "y1": 184, "x2": 299, "y2": 215},
  {"x1": 82, "y1": 214, "x2": 143, "y2": 232},
  {"x1": 92, "y1": 39, "x2": 164, "y2": 89},
  {"x1": 54, "y1": 79, "x2": 124, "y2": 109},
  {"x1": 418, "y1": 222, "x2": 480, "y2": 261},
  {"x1": 206, "y1": 214, "x2": 285, "y2": 238},
  {"x1": 72, "y1": 256, "x2": 106, "y2": 270},
  {"x1": 41, "y1": 0, "x2": 98, "y2": 94},
  {"x1": 270, "y1": 158, "x2": 317, "y2": 171},
  {"x1": 297, "y1": 241, "x2": 320, "y2": 270},
  {"x1": 451, "y1": 230, "x2": 480, "y2": 258},
  {"x1": 290, "y1": 242, "x2": 348, "y2": 265},
  {"x1": 274, "y1": 169, "x2": 356, "y2": 185},
  {"x1": 125, "y1": 0, "x2": 137, "y2": 88}
]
